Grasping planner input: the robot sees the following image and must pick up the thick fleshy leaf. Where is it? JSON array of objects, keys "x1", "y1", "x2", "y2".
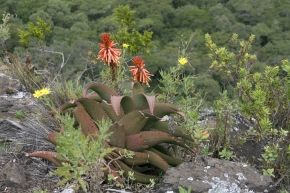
[
  {"x1": 107, "y1": 123, "x2": 126, "y2": 148},
  {"x1": 125, "y1": 134, "x2": 148, "y2": 151},
  {"x1": 140, "y1": 131, "x2": 193, "y2": 152},
  {"x1": 151, "y1": 121, "x2": 193, "y2": 141},
  {"x1": 114, "y1": 160, "x2": 157, "y2": 184},
  {"x1": 84, "y1": 93, "x2": 102, "y2": 102},
  {"x1": 152, "y1": 144, "x2": 172, "y2": 156},
  {"x1": 111, "y1": 96, "x2": 136, "y2": 115},
  {"x1": 145, "y1": 95, "x2": 155, "y2": 114},
  {"x1": 76, "y1": 98, "x2": 109, "y2": 121},
  {"x1": 82, "y1": 82, "x2": 119, "y2": 103},
  {"x1": 149, "y1": 148, "x2": 183, "y2": 166},
  {"x1": 116, "y1": 147, "x2": 168, "y2": 171},
  {"x1": 132, "y1": 82, "x2": 144, "y2": 95},
  {"x1": 148, "y1": 103, "x2": 186, "y2": 121},
  {"x1": 26, "y1": 151, "x2": 62, "y2": 167},
  {"x1": 143, "y1": 150, "x2": 169, "y2": 171},
  {"x1": 56, "y1": 100, "x2": 77, "y2": 113},
  {"x1": 54, "y1": 128, "x2": 63, "y2": 132},
  {"x1": 100, "y1": 101, "x2": 123, "y2": 122},
  {"x1": 44, "y1": 132, "x2": 58, "y2": 145},
  {"x1": 115, "y1": 147, "x2": 149, "y2": 165},
  {"x1": 131, "y1": 165, "x2": 154, "y2": 173},
  {"x1": 147, "y1": 107, "x2": 185, "y2": 121},
  {"x1": 73, "y1": 102, "x2": 111, "y2": 148},
  {"x1": 117, "y1": 110, "x2": 148, "y2": 135},
  {"x1": 141, "y1": 112, "x2": 161, "y2": 131},
  {"x1": 154, "y1": 103, "x2": 180, "y2": 112},
  {"x1": 132, "y1": 94, "x2": 155, "y2": 114},
  {"x1": 73, "y1": 101, "x2": 100, "y2": 137}
]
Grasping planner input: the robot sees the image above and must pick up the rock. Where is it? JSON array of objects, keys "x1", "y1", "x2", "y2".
[
  {"x1": 198, "y1": 110, "x2": 265, "y2": 166},
  {"x1": 156, "y1": 156, "x2": 277, "y2": 193},
  {"x1": 3, "y1": 159, "x2": 26, "y2": 187},
  {"x1": 0, "y1": 72, "x2": 22, "y2": 95},
  {"x1": 61, "y1": 185, "x2": 76, "y2": 193}
]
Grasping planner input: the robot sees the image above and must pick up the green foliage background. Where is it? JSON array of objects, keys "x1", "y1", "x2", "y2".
[{"x1": 1, "y1": 0, "x2": 290, "y2": 104}]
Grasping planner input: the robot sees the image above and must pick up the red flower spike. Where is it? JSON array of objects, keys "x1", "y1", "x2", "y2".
[
  {"x1": 97, "y1": 33, "x2": 121, "y2": 68},
  {"x1": 129, "y1": 56, "x2": 153, "y2": 87}
]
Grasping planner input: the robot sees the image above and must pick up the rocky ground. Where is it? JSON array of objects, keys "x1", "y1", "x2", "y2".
[{"x1": 0, "y1": 73, "x2": 280, "y2": 193}]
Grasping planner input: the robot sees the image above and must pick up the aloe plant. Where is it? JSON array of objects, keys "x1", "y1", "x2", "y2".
[{"x1": 27, "y1": 82, "x2": 194, "y2": 184}]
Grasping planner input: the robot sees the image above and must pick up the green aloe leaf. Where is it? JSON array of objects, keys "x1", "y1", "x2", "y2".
[
  {"x1": 141, "y1": 112, "x2": 160, "y2": 131},
  {"x1": 115, "y1": 147, "x2": 167, "y2": 171},
  {"x1": 125, "y1": 133, "x2": 148, "y2": 151},
  {"x1": 73, "y1": 101, "x2": 100, "y2": 137},
  {"x1": 151, "y1": 121, "x2": 193, "y2": 141},
  {"x1": 132, "y1": 82, "x2": 144, "y2": 95},
  {"x1": 100, "y1": 101, "x2": 123, "y2": 122},
  {"x1": 84, "y1": 93, "x2": 102, "y2": 102},
  {"x1": 143, "y1": 150, "x2": 169, "y2": 171},
  {"x1": 44, "y1": 132, "x2": 59, "y2": 145},
  {"x1": 77, "y1": 98, "x2": 109, "y2": 122},
  {"x1": 115, "y1": 147, "x2": 148, "y2": 165},
  {"x1": 140, "y1": 131, "x2": 193, "y2": 152},
  {"x1": 132, "y1": 94, "x2": 155, "y2": 114},
  {"x1": 152, "y1": 144, "x2": 172, "y2": 155},
  {"x1": 154, "y1": 102, "x2": 180, "y2": 112},
  {"x1": 107, "y1": 123, "x2": 126, "y2": 148},
  {"x1": 115, "y1": 160, "x2": 157, "y2": 184},
  {"x1": 149, "y1": 148, "x2": 183, "y2": 166},
  {"x1": 26, "y1": 151, "x2": 62, "y2": 167},
  {"x1": 117, "y1": 110, "x2": 148, "y2": 135},
  {"x1": 56, "y1": 101, "x2": 77, "y2": 113},
  {"x1": 111, "y1": 96, "x2": 136, "y2": 115},
  {"x1": 82, "y1": 82, "x2": 119, "y2": 103},
  {"x1": 152, "y1": 107, "x2": 185, "y2": 120}
]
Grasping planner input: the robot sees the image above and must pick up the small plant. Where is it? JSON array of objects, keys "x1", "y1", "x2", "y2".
[
  {"x1": 14, "y1": 110, "x2": 26, "y2": 120},
  {"x1": 0, "y1": 140, "x2": 10, "y2": 153},
  {"x1": 33, "y1": 188, "x2": 47, "y2": 193},
  {"x1": 178, "y1": 186, "x2": 192, "y2": 193},
  {"x1": 52, "y1": 116, "x2": 114, "y2": 192},
  {"x1": 158, "y1": 34, "x2": 210, "y2": 154}
]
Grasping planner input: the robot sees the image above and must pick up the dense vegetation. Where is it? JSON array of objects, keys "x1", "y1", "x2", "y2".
[
  {"x1": 2, "y1": 1, "x2": 290, "y2": 192},
  {"x1": 1, "y1": 0, "x2": 290, "y2": 103}
]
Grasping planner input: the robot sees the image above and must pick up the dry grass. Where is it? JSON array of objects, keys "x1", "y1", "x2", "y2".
[{"x1": 1, "y1": 51, "x2": 47, "y2": 93}]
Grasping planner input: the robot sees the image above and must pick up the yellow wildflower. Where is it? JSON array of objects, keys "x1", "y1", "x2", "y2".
[
  {"x1": 40, "y1": 88, "x2": 50, "y2": 95},
  {"x1": 33, "y1": 88, "x2": 50, "y2": 98},
  {"x1": 178, "y1": 57, "x2": 188, "y2": 65},
  {"x1": 33, "y1": 90, "x2": 42, "y2": 98},
  {"x1": 122, "y1": 43, "x2": 129, "y2": 48}
]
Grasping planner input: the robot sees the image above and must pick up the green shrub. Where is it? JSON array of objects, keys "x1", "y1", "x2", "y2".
[{"x1": 206, "y1": 33, "x2": 290, "y2": 187}]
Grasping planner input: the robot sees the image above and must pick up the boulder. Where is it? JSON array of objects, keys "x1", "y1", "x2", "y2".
[
  {"x1": 198, "y1": 110, "x2": 265, "y2": 166},
  {"x1": 156, "y1": 156, "x2": 277, "y2": 193}
]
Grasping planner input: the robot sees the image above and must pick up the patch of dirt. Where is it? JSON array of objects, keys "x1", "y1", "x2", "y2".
[{"x1": 0, "y1": 152, "x2": 61, "y2": 193}]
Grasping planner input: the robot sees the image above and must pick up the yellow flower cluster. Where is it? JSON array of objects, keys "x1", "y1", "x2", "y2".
[
  {"x1": 33, "y1": 88, "x2": 50, "y2": 98},
  {"x1": 178, "y1": 57, "x2": 188, "y2": 65},
  {"x1": 122, "y1": 43, "x2": 129, "y2": 48}
]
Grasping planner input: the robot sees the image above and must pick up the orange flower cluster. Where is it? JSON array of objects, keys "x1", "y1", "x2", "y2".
[
  {"x1": 129, "y1": 56, "x2": 153, "y2": 87},
  {"x1": 97, "y1": 33, "x2": 121, "y2": 68},
  {"x1": 97, "y1": 33, "x2": 153, "y2": 86}
]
